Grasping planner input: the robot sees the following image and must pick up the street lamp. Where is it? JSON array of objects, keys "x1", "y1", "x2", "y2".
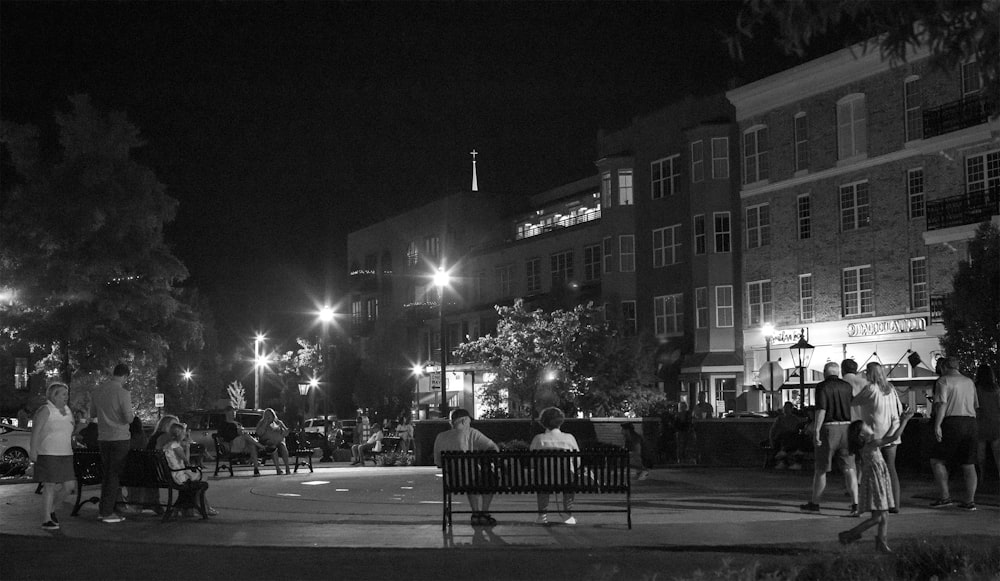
[
  {"x1": 254, "y1": 333, "x2": 265, "y2": 409},
  {"x1": 762, "y1": 323, "x2": 775, "y2": 410},
  {"x1": 318, "y1": 305, "x2": 335, "y2": 462},
  {"x1": 433, "y1": 267, "x2": 451, "y2": 419},
  {"x1": 789, "y1": 328, "x2": 815, "y2": 406}
]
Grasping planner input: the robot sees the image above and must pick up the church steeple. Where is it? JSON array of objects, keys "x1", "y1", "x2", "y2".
[{"x1": 470, "y1": 149, "x2": 478, "y2": 192}]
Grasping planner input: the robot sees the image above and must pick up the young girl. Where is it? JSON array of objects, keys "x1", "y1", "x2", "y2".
[{"x1": 839, "y1": 408, "x2": 915, "y2": 553}]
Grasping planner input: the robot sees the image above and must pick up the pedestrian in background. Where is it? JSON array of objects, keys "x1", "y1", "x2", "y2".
[
  {"x1": 89, "y1": 363, "x2": 134, "y2": 523},
  {"x1": 929, "y1": 356, "x2": 979, "y2": 511},
  {"x1": 802, "y1": 362, "x2": 859, "y2": 515},
  {"x1": 620, "y1": 422, "x2": 649, "y2": 480},
  {"x1": 29, "y1": 383, "x2": 79, "y2": 530},
  {"x1": 974, "y1": 363, "x2": 999, "y2": 487}
]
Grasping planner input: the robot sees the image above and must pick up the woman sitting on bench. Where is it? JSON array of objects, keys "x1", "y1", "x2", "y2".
[
  {"x1": 220, "y1": 407, "x2": 266, "y2": 476},
  {"x1": 255, "y1": 408, "x2": 291, "y2": 475},
  {"x1": 351, "y1": 422, "x2": 383, "y2": 466}
]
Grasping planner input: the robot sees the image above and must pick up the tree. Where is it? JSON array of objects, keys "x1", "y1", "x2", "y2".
[
  {"x1": 455, "y1": 300, "x2": 660, "y2": 417},
  {"x1": 0, "y1": 95, "x2": 200, "y2": 393},
  {"x1": 729, "y1": 0, "x2": 999, "y2": 114},
  {"x1": 941, "y1": 222, "x2": 999, "y2": 373}
]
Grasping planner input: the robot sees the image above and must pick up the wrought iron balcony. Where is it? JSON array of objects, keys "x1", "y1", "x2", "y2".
[
  {"x1": 929, "y1": 294, "x2": 948, "y2": 323},
  {"x1": 922, "y1": 93, "x2": 992, "y2": 138},
  {"x1": 926, "y1": 187, "x2": 999, "y2": 231}
]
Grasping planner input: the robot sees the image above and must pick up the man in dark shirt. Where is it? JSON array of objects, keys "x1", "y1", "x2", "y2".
[{"x1": 801, "y1": 362, "x2": 858, "y2": 515}]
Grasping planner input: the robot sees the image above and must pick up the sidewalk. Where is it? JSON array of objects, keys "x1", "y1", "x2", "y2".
[{"x1": 1, "y1": 462, "x2": 996, "y2": 551}]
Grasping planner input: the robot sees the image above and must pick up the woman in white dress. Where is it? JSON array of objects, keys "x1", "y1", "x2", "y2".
[{"x1": 853, "y1": 362, "x2": 903, "y2": 513}]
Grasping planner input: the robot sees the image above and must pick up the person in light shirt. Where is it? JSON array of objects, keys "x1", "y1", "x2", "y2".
[
  {"x1": 530, "y1": 407, "x2": 580, "y2": 525},
  {"x1": 433, "y1": 408, "x2": 499, "y2": 526}
]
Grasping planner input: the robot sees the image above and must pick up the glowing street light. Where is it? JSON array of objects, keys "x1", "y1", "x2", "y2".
[
  {"x1": 433, "y1": 267, "x2": 451, "y2": 419},
  {"x1": 254, "y1": 333, "x2": 266, "y2": 409},
  {"x1": 317, "y1": 305, "x2": 335, "y2": 462}
]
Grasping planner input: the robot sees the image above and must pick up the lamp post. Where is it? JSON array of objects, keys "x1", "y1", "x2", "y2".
[
  {"x1": 433, "y1": 267, "x2": 451, "y2": 419},
  {"x1": 789, "y1": 328, "x2": 815, "y2": 406},
  {"x1": 762, "y1": 323, "x2": 775, "y2": 410},
  {"x1": 298, "y1": 381, "x2": 311, "y2": 426},
  {"x1": 254, "y1": 333, "x2": 265, "y2": 409},
  {"x1": 318, "y1": 305, "x2": 335, "y2": 462}
]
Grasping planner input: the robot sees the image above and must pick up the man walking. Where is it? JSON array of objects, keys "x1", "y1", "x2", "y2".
[
  {"x1": 90, "y1": 363, "x2": 134, "y2": 523},
  {"x1": 801, "y1": 362, "x2": 859, "y2": 516},
  {"x1": 929, "y1": 356, "x2": 979, "y2": 510}
]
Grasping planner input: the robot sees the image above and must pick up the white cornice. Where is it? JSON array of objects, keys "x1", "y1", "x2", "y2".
[{"x1": 727, "y1": 43, "x2": 931, "y2": 121}]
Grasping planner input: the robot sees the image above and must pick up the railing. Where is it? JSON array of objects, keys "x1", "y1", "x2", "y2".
[
  {"x1": 929, "y1": 294, "x2": 947, "y2": 323},
  {"x1": 922, "y1": 93, "x2": 992, "y2": 138},
  {"x1": 926, "y1": 187, "x2": 999, "y2": 231},
  {"x1": 516, "y1": 207, "x2": 601, "y2": 240}
]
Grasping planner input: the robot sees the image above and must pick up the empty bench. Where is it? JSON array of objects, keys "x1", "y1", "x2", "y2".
[
  {"x1": 71, "y1": 449, "x2": 209, "y2": 522},
  {"x1": 439, "y1": 448, "x2": 632, "y2": 530}
]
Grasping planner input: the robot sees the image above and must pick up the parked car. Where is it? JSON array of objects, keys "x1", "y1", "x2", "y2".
[
  {"x1": 179, "y1": 409, "x2": 263, "y2": 460},
  {"x1": 0, "y1": 422, "x2": 31, "y2": 472},
  {"x1": 303, "y1": 416, "x2": 354, "y2": 449}
]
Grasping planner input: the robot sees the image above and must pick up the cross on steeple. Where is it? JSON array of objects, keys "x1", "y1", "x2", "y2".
[{"x1": 470, "y1": 149, "x2": 479, "y2": 192}]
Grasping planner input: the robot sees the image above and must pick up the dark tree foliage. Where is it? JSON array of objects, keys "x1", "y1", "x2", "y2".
[
  {"x1": 730, "y1": 0, "x2": 999, "y2": 114},
  {"x1": 941, "y1": 222, "x2": 999, "y2": 373},
  {"x1": 0, "y1": 95, "x2": 201, "y2": 390}
]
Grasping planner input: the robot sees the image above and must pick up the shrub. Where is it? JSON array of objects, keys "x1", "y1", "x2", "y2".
[
  {"x1": 498, "y1": 439, "x2": 529, "y2": 451},
  {"x1": 376, "y1": 451, "x2": 413, "y2": 467}
]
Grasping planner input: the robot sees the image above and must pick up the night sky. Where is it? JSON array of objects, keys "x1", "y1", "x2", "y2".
[{"x1": 1, "y1": 1, "x2": 809, "y2": 352}]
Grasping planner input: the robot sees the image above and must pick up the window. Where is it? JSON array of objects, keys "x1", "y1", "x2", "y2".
[
  {"x1": 695, "y1": 287, "x2": 708, "y2": 329},
  {"x1": 618, "y1": 169, "x2": 633, "y2": 205},
  {"x1": 797, "y1": 194, "x2": 811, "y2": 240},
  {"x1": 745, "y1": 204, "x2": 770, "y2": 249},
  {"x1": 691, "y1": 140, "x2": 704, "y2": 183},
  {"x1": 715, "y1": 286, "x2": 734, "y2": 328},
  {"x1": 837, "y1": 94, "x2": 867, "y2": 160},
  {"x1": 907, "y1": 168, "x2": 925, "y2": 219},
  {"x1": 904, "y1": 76, "x2": 922, "y2": 141},
  {"x1": 693, "y1": 214, "x2": 706, "y2": 255},
  {"x1": 14, "y1": 357, "x2": 28, "y2": 391},
  {"x1": 406, "y1": 242, "x2": 419, "y2": 266},
  {"x1": 423, "y1": 236, "x2": 440, "y2": 259},
  {"x1": 651, "y1": 155, "x2": 680, "y2": 199},
  {"x1": 653, "y1": 294, "x2": 683, "y2": 336},
  {"x1": 365, "y1": 297, "x2": 379, "y2": 321},
  {"x1": 799, "y1": 274, "x2": 814, "y2": 322},
  {"x1": 910, "y1": 257, "x2": 928, "y2": 310},
  {"x1": 840, "y1": 180, "x2": 871, "y2": 231},
  {"x1": 550, "y1": 250, "x2": 574, "y2": 285},
  {"x1": 352, "y1": 299, "x2": 363, "y2": 326},
  {"x1": 602, "y1": 237, "x2": 613, "y2": 273},
  {"x1": 526, "y1": 258, "x2": 541, "y2": 293},
  {"x1": 652, "y1": 224, "x2": 681, "y2": 267},
  {"x1": 966, "y1": 150, "x2": 1000, "y2": 193},
  {"x1": 842, "y1": 265, "x2": 874, "y2": 316},
  {"x1": 601, "y1": 172, "x2": 612, "y2": 208},
  {"x1": 743, "y1": 126, "x2": 769, "y2": 184},
  {"x1": 621, "y1": 301, "x2": 637, "y2": 336},
  {"x1": 495, "y1": 264, "x2": 513, "y2": 298},
  {"x1": 711, "y1": 137, "x2": 729, "y2": 179},
  {"x1": 619, "y1": 235, "x2": 635, "y2": 272},
  {"x1": 713, "y1": 212, "x2": 731, "y2": 253},
  {"x1": 962, "y1": 60, "x2": 982, "y2": 96},
  {"x1": 794, "y1": 113, "x2": 809, "y2": 172},
  {"x1": 747, "y1": 280, "x2": 772, "y2": 327},
  {"x1": 583, "y1": 244, "x2": 602, "y2": 282}
]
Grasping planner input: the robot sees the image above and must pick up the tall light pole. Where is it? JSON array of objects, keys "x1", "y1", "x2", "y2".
[
  {"x1": 433, "y1": 267, "x2": 451, "y2": 419},
  {"x1": 789, "y1": 328, "x2": 815, "y2": 406},
  {"x1": 254, "y1": 333, "x2": 265, "y2": 409},
  {"x1": 762, "y1": 323, "x2": 775, "y2": 411},
  {"x1": 318, "y1": 305, "x2": 335, "y2": 462}
]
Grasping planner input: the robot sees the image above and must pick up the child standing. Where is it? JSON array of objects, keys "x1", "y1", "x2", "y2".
[{"x1": 839, "y1": 409, "x2": 915, "y2": 553}]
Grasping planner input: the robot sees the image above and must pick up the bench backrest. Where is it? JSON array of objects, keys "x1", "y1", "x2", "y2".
[
  {"x1": 120, "y1": 450, "x2": 171, "y2": 488},
  {"x1": 73, "y1": 450, "x2": 102, "y2": 485},
  {"x1": 440, "y1": 449, "x2": 630, "y2": 494}
]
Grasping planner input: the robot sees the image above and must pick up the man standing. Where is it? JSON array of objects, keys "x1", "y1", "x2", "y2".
[
  {"x1": 693, "y1": 392, "x2": 714, "y2": 419},
  {"x1": 90, "y1": 363, "x2": 134, "y2": 523},
  {"x1": 841, "y1": 359, "x2": 867, "y2": 422},
  {"x1": 929, "y1": 356, "x2": 979, "y2": 510},
  {"x1": 801, "y1": 362, "x2": 859, "y2": 516},
  {"x1": 433, "y1": 408, "x2": 499, "y2": 526}
]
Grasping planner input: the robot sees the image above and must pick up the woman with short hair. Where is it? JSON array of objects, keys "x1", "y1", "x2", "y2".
[{"x1": 29, "y1": 383, "x2": 79, "y2": 530}]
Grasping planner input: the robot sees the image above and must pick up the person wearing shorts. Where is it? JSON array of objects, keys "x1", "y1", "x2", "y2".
[
  {"x1": 802, "y1": 362, "x2": 858, "y2": 515},
  {"x1": 929, "y1": 357, "x2": 979, "y2": 511}
]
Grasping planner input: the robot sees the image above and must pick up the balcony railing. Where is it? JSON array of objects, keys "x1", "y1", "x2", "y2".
[
  {"x1": 929, "y1": 294, "x2": 948, "y2": 323},
  {"x1": 516, "y1": 207, "x2": 601, "y2": 240},
  {"x1": 922, "y1": 93, "x2": 993, "y2": 138},
  {"x1": 926, "y1": 187, "x2": 999, "y2": 231}
]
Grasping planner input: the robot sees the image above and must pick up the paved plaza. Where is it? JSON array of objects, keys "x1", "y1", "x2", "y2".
[{"x1": 2, "y1": 461, "x2": 997, "y2": 579}]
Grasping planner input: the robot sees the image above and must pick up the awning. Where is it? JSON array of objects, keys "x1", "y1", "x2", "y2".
[{"x1": 680, "y1": 352, "x2": 744, "y2": 374}]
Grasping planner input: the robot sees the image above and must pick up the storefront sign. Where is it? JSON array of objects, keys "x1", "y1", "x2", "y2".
[{"x1": 847, "y1": 317, "x2": 926, "y2": 337}]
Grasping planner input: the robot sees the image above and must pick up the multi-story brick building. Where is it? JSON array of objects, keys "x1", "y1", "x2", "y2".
[{"x1": 727, "y1": 44, "x2": 998, "y2": 409}]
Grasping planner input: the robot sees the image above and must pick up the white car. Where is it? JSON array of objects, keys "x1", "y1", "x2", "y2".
[{"x1": 0, "y1": 422, "x2": 31, "y2": 463}]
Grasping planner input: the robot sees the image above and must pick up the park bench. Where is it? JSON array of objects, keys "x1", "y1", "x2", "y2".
[
  {"x1": 439, "y1": 448, "x2": 632, "y2": 530},
  {"x1": 212, "y1": 433, "x2": 314, "y2": 476},
  {"x1": 71, "y1": 449, "x2": 209, "y2": 522}
]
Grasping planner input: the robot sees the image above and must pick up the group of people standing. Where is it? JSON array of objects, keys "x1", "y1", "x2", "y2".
[{"x1": 801, "y1": 356, "x2": 998, "y2": 554}]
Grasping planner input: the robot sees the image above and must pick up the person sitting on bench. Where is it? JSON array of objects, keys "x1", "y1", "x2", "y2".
[
  {"x1": 351, "y1": 422, "x2": 383, "y2": 466},
  {"x1": 255, "y1": 408, "x2": 291, "y2": 475},
  {"x1": 220, "y1": 406, "x2": 265, "y2": 476}
]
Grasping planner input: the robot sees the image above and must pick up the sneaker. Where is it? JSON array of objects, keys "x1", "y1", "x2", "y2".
[
  {"x1": 535, "y1": 513, "x2": 548, "y2": 525},
  {"x1": 799, "y1": 502, "x2": 821, "y2": 513},
  {"x1": 564, "y1": 516, "x2": 577, "y2": 525},
  {"x1": 844, "y1": 504, "x2": 860, "y2": 518},
  {"x1": 888, "y1": 507, "x2": 900, "y2": 514},
  {"x1": 206, "y1": 507, "x2": 219, "y2": 516},
  {"x1": 957, "y1": 502, "x2": 977, "y2": 512},
  {"x1": 637, "y1": 470, "x2": 649, "y2": 481},
  {"x1": 41, "y1": 520, "x2": 59, "y2": 530},
  {"x1": 929, "y1": 498, "x2": 953, "y2": 508},
  {"x1": 100, "y1": 514, "x2": 125, "y2": 523},
  {"x1": 49, "y1": 512, "x2": 59, "y2": 525}
]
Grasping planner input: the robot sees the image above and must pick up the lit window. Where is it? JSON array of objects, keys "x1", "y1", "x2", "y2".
[
  {"x1": 842, "y1": 265, "x2": 874, "y2": 316},
  {"x1": 837, "y1": 94, "x2": 867, "y2": 160},
  {"x1": 618, "y1": 169, "x2": 633, "y2": 205},
  {"x1": 406, "y1": 242, "x2": 419, "y2": 266}
]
